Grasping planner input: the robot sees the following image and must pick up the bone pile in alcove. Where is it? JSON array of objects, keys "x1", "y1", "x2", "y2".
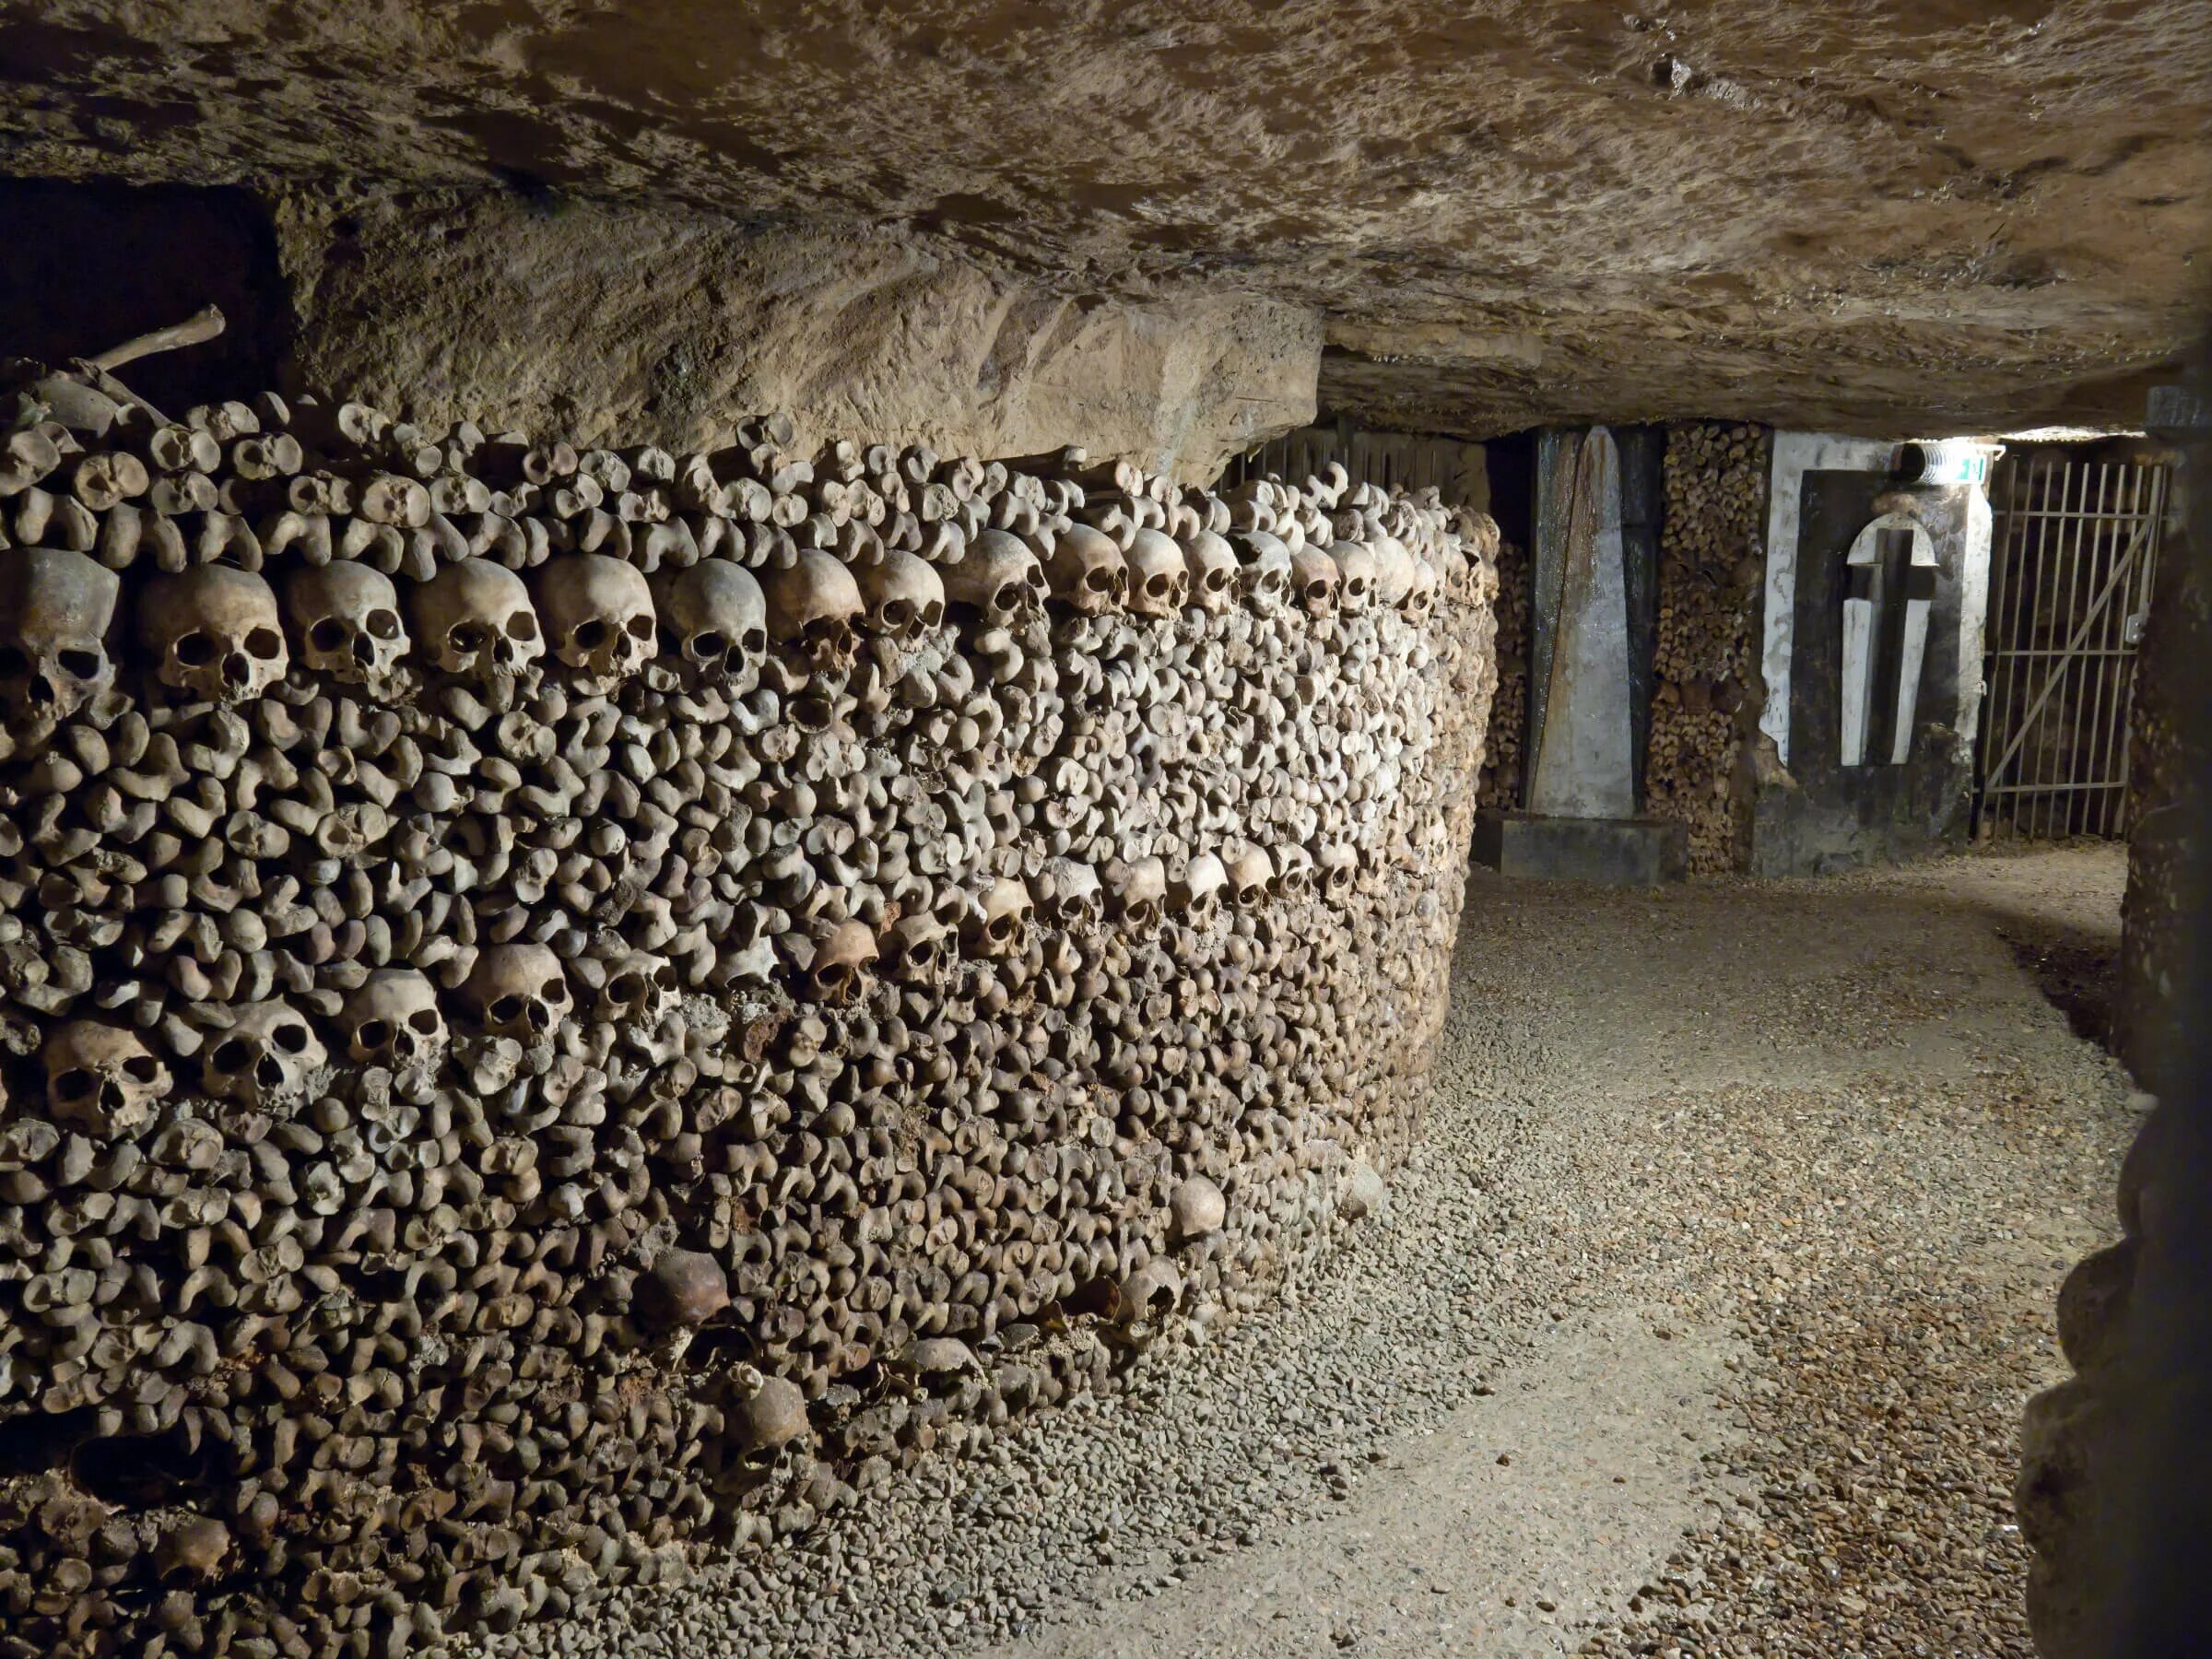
[
  {"x1": 0, "y1": 355, "x2": 1495, "y2": 1654},
  {"x1": 1648, "y1": 421, "x2": 1765, "y2": 875}
]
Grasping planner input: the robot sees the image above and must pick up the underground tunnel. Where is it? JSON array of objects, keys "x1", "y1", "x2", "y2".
[{"x1": 0, "y1": 5, "x2": 2207, "y2": 1657}]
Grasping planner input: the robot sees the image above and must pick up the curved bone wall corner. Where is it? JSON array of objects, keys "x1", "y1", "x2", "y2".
[{"x1": 0, "y1": 362, "x2": 1498, "y2": 1657}]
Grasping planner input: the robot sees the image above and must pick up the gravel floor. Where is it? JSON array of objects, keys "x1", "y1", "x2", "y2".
[{"x1": 465, "y1": 845, "x2": 2137, "y2": 1659}]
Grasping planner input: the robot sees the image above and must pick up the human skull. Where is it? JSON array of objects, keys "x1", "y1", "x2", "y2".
[
  {"x1": 855, "y1": 547, "x2": 947, "y2": 640},
  {"x1": 966, "y1": 877, "x2": 1033, "y2": 959},
  {"x1": 798, "y1": 920, "x2": 877, "y2": 1006},
  {"x1": 1403, "y1": 556, "x2": 1440, "y2": 624},
  {"x1": 594, "y1": 948, "x2": 679, "y2": 1026},
  {"x1": 1043, "y1": 524, "x2": 1127, "y2": 616},
  {"x1": 1316, "y1": 843, "x2": 1357, "y2": 901},
  {"x1": 885, "y1": 915, "x2": 951, "y2": 986},
  {"x1": 1273, "y1": 842, "x2": 1316, "y2": 899},
  {"x1": 1173, "y1": 853, "x2": 1228, "y2": 924},
  {"x1": 1328, "y1": 542, "x2": 1377, "y2": 613},
  {"x1": 1234, "y1": 531, "x2": 1293, "y2": 615},
  {"x1": 43, "y1": 1020, "x2": 171, "y2": 1139},
  {"x1": 203, "y1": 1000, "x2": 326, "y2": 1112},
  {"x1": 1224, "y1": 845, "x2": 1275, "y2": 907},
  {"x1": 1124, "y1": 528, "x2": 1190, "y2": 618},
  {"x1": 1368, "y1": 535, "x2": 1417, "y2": 607},
  {"x1": 283, "y1": 561, "x2": 408, "y2": 691},
  {"x1": 340, "y1": 970, "x2": 448, "y2": 1072},
  {"x1": 1037, "y1": 859, "x2": 1103, "y2": 929},
  {"x1": 463, "y1": 943, "x2": 571, "y2": 1041},
  {"x1": 762, "y1": 550, "x2": 864, "y2": 671},
  {"x1": 137, "y1": 566, "x2": 288, "y2": 704},
  {"x1": 653, "y1": 559, "x2": 767, "y2": 681},
  {"x1": 1170, "y1": 1175, "x2": 1227, "y2": 1241},
  {"x1": 410, "y1": 559, "x2": 544, "y2": 682},
  {"x1": 1290, "y1": 546, "x2": 1341, "y2": 618},
  {"x1": 944, "y1": 529, "x2": 1045, "y2": 625},
  {"x1": 1182, "y1": 531, "x2": 1237, "y2": 615},
  {"x1": 0, "y1": 547, "x2": 120, "y2": 742},
  {"x1": 535, "y1": 553, "x2": 657, "y2": 688},
  {"x1": 1105, "y1": 856, "x2": 1168, "y2": 930}
]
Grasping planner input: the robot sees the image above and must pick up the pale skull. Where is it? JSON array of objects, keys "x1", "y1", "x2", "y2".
[
  {"x1": 1234, "y1": 531, "x2": 1293, "y2": 615},
  {"x1": 855, "y1": 547, "x2": 947, "y2": 640},
  {"x1": 1328, "y1": 542, "x2": 1378, "y2": 613},
  {"x1": 284, "y1": 561, "x2": 409, "y2": 690},
  {"x1": 653, "y1": 559, "x2": 767, "y2": 680},
  {"x1": 44, "y1": 1020, "x2": 171, "y2": 1139},
  {"x1": 1124, "y1": 529, "x2": 1190, "y2": 618},
  {"x1": 463, "y1": 943, "x2": 571, "y2": 1041},
  {"x1": 341, "y1": 970, "x2": 448, "y2": 1071},
  {"x1": 1316, "y1": 843, "x2": 1357, "y2": 901},
  {"x1": 1043, "y1": 524, "x2": 1127, "y2": 616},
  {"x1": 944, "y1": 530, "x2": 1044, "y2": 626},
  {"x1": 1182, "y1": 531, "x2": 1237, "y2": 616},
  {"x1": 137, "y1": 566, "x2": 288, "y2": 704},
  {"x1": 1173, "y1": 853, "x2": 1228, "y2": 924},
  {"x1": 1289, "y1": 546, "x2": 1341, "y2": 618},
  {"x1": 410, "y1": 559, "x2": 545, "y2": 681},
  {"x1": 595, "y1": 948, "x2": 679, "y2": 1025},
  {"x1": 1404, "y1": 557, "x2": 1440, "y2": 623},
  {"x1": 203, "y1": 1000, "x2": 326, "y2": 1112},
  {"x1": 535, "y1": 553, "x2": 657, "y2": 688},
  {"x1": 1105, "y1": 856, "x2": 1168, "y2": 930},
  {"x1": 1368, "y1": 535, "x2": 1417, "y2": 608},
  {"x1": 0, "y1": 547, "x2": 120, "y2": 741},
  {"x1": 1038, "y1": 859, "x2": 1103, "y2": 928},
  {"x1": 967, "y1": 877, "x2": 1033, "y2": 959},
  {"x1": 762, "y1": 549, "x2": 865, "y2": 671},
  {"x1": 1274, "y1": 842, "x2": 1316, "y2": 899},
  {"x1": 1225, "y1": 845, "x2": 1275, "y2": 907}
]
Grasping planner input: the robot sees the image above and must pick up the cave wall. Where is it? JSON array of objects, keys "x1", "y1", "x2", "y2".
[{"x1": 0, "y1": 359, "x2": 1494, "y2": 1654}]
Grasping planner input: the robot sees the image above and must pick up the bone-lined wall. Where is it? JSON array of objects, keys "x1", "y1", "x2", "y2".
[{"x1": 0, "y1": 359, "x2": 1495, "y2": 1656}]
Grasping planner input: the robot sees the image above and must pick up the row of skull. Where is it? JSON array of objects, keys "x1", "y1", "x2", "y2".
[
  {"x1": 0, "y1": 522, "x2": 1440, "y2": 731},
  {"x1": 36, "y1": 841, "x2": 1349, "y2": 1134}
]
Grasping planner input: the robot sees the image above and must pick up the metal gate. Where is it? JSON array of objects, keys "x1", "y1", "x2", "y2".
[{"x1": 1973, "y1": 454, "x2": 2167, "y2": 840}]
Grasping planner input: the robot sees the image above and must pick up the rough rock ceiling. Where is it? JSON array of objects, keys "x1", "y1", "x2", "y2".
[{"x1": 1, "y1": 0, "x2": 2207, "y2": 437}]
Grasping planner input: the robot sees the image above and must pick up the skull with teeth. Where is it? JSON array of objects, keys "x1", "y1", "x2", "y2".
[
  {"x1": 653, "y1": 559, "x2": 767, "y2": 681},
  {"x1": 0, "y1": 547, "x2": 120, "y2": 744},
  {"x1": 762, "y1": 549, "x2": 865, "y2": 672},
  {"x1": 535, "y1": 553, "x2": 657, "y2": 688},
  {"x1": 855, "y1": 547, "x2": 947, "y2": 641},
  {"x1": 944, "y1": 530, "x2": 1045, "y2": 626},
  {"x1": 283, "y1": 561, "x2": 409, "y2": 691},
  {"x1": 463, "y1": 944, "x2": 571, "y2": 1042},
  {"x1": 340, "y1": 970, "x2": 448, "y2": 1074},
  {"x1": 1182, "y1": 531, "x2": 1237, "y2": 615},
  {"x1": 1234, "y1": 531, "x2": 1293, "y2": 616},
  {"x1": 43, "y1": 1020, "x2": 171, "y2": 1139},
  {"x1": 203, "y1": 1000, "x2": 326, "y2": 1112},
  {"x1": 966, "y1": 877, "x2": 1033, "y2": 959},
  {"x1": 1289, "y1": 546, "x2": 1342, "y2": 618},
  {"x1": 138, "y1": 566, "x2": 288, "y2": 704},
  {"x1": 1043, "y1": 524, "x2": 1127, "y2": 616},
  {"x1": 1124, "y1": 528, "x2": 1190, "y2": 618},
  {"x1": 411, "y1": 559, "x2": 545, "y2": 682}
]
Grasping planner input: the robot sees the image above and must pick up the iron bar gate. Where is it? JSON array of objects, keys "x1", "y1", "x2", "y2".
[{"x1": 1973, "y1": 454, "x2": 2167, "y2": 840}]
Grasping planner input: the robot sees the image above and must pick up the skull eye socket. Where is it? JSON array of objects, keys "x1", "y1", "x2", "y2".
[
  {"x1": 627, "y1": 616, "x2": 654, "y2": 640},
  {"x1": 58, "y1": 648, "x2": 103, "y2": 679},
  {"x1": 742, "y1": 628, "x2": 767, "y2": 657},
  {"x1": 488, "y1": 994, "x2": 524, "y2": 1025},
  {"x1": 688, "y1": 629, "x2": 726, "y2": 659},
  {"x1": 450, "y1": 621, "x2": 488, "y2": 652},
  {"x1": 123, "y1": 1055, "x2": 161, "y2": 1083},
  {"x1": 357, "y1": 1018, "x2": 392, "y2": 1050},
  {"x1": 544, "y1": 978, "x2": 570, "y2": 1004},
  {"x1": 1147, "y1": 574, "x2": 1171, "y2": 596},
  {"x1": 653, "y1": 966, "x2": 677, "y2": 989},
  {"x1": 0, "y1": 644, "x2": 25, "y2": 677},
  {"x1": 610, "y1": 972, "x2": 641, "y2": 1004},
  {"x1": 506, "y1": 611, "x2": 537, "y2": 641},
  {"x1": 571, "y1": 619, "x2": 609, "y2": 650},
  {"x1": 994, "y1": 582, "x2": 1019, "y2": 612},
  {"x1": 174, "y1": 630, "x2": 216, "y2": 666},
  {"x1": 881, "y1": 599, "x2": 912, "y2": 629},
  {"x1": 1086, "y1": 568, "x2": 1113, "y2": 591},
  {"x1": 272, "y1": 1020, "x2": 310, "y2": 1053},
  {"x1": 986, "y1": 915, "x2": 1011, "y2": 941},
  {"x1": 407, "y1": 1010, "x2": 441, "y2": 1034},
  {"x1": 818, "y1": 962, "x2": 851, "y2": 989},
  {"x1": 210, "y1": 1038, "x2": 250, "y2": 1072},
  {"x1": 246, "y1": 627, "x2": 283, "y2": 660},
  {"x1": 368, "y1": 609, "x2": 401, "y2": 641},
  {"x1": 53, "y1": 1066, "x2": 96, "y2": 1102},
  {"x1": 310, "y1": 618, "x2": 350, "y2": 653}
]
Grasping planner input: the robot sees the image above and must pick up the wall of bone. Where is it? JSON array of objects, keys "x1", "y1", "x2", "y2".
[{"x1": 0, "y1": 359, "x2": 1496, "y2": 1656}]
